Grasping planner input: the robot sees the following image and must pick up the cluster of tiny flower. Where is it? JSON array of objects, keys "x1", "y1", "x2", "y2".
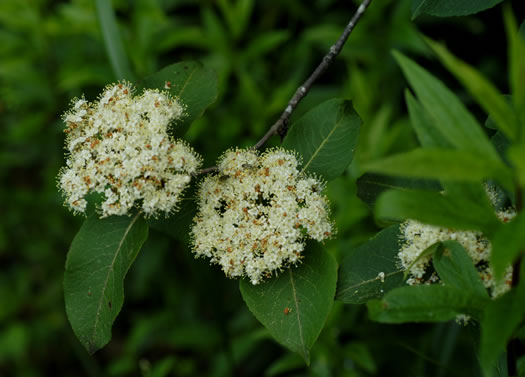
[
  {"x1": 398, "y1": 209, "x2": 516, "y2": 298},
  {"x1": 58, "y1": 83, "x2": 201, "y2": 218},
  {"x1": 190, "y1": 148, "x2": 334, "y2": 284}
]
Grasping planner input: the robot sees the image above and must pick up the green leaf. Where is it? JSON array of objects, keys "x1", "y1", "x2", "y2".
[
  {"x1": 356, "y1": 172, "x2": 441, "y2": 208},
  {"x1": 282, "y1": 99, "x2": 361, "y2": 181},
  {"x1": 239, "y1": 246, "x2": 337, "y2": 364},
  {"x1": 411, "y1": 0, "x2": 504, "y2": 19},
  {"x1": 504, "y1": 7, "x2": 525, "y2": 128},
  {"x1": 367, "y1": 285, "x2": 488, "y2": 323},
  {"x1": 480, "y1": 263, "x2": 525, "y2": 374},
  {"x1": 433, "y1": 241, "x2": 489, "y2": 299},
  {"x1": 95, "y1": 0, "x2": 135, "y2": 81},
  {"x1": 490, "y1": 212, "x2": 525, "y2": 280},
  {"x1": 405, "y1": 90, "x2": 452, "y2": 148},
  {"x1": 393, "y1": 51, "x2": 500, "y2": 163},
  {"x1": 336, "y1": 225, "x2": 405, "y2": 304},
  {"x1": 64, "y1": 213, "x2": 149, "y2": 354},
  {"x1": 376, "y1": 189, "x2": 501, "y2": 233},
  {"x1": 363, "y1": 148, "x2": 513, "y2": 189},
  {"x1": 425, "y1": 37, "x2": 518, "y2": 140},
  {"x1": 141, "y1": 62, "x2": 218, "y2": 137}
]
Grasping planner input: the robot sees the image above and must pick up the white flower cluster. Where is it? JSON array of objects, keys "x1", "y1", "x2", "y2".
[
  {"x1": 399, "y1": 209, "x2": 516, "y2": 298},
  {"x1": 58, "y1": 83, "x2": 201, "y2": 217},
  {"x1": 190, "y1": 148, "x2": 334, "y2": 284}
]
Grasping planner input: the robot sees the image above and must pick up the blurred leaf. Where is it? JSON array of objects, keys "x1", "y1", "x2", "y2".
[
  {"x1": 376, "y1": 189, "x2": 501, "y2": 233},
  {"x1": 141, "y1": 61, "x2": 218, "y2": 137},
  {"x1": 425, "y1": 37, "x2": 518, "y2": 140},
  {"x1": 64, "y1": 212, "x2": 148, "y2": 354},
  {"x1": 393, "y1": 51, "x2": 501, "y2": 163},
  {"x1": 411, "y1": 0, "x2": 503, "y2": 19},
  {"x1": 490, "y1": 212, "x2": 525, "y2": 280},
  {"x1": 344, "y1": 342, "x2": 378, "y2": 374},
  {"x1": 508, "y1": 143, "x2": 525, "y2": 187},
  {"x1": 405, "y1": 90, "x2": 452, "y2": 148},
  {"x1": 95, "y1": 0, "x2": 135, "y2": 81},
  {"x1": 480, "y1": 262, "x2": 525, "y2": 374},
  {"x1": 504, "y1": 7, "x2": 525, "y2": 128},
  {"x1": 241, "y1": 31, "x2": 290, "y2": 62},
  {"x1": 367, "y1": 285, "x2": 489, "y2": 323},
  {"x1": 356, "y1": 172, "x2": 441, "y2": 208},
  {"x1": 363, "y1": 148, "x2": 513, "y2": 190},
  {"x1": 282, "y1": 99, "x2": 361, "y2": 181},
  {"x1": 433, "y1": 241, "x2": 488, "y2": 299},
  {"x1": 240, "y1": 245, "x2": 337, "y2": 364},
  {"x1": 264, "y1": 352, "x2": 304, "y2": 377},
  {"x1": 336, "y1": 225, "x2": 405, "y2": 304}
]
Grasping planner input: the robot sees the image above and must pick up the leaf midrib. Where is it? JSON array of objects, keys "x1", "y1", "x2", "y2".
[
  {"x1": 175, "y1": 65, "x2": 198, "y2": 98},
  {"x1": 289, "y1": 268, "x2": 306, "y2": 357},
  {"x1": 301, "y1": 110, "x2": 344, "y2": 174},
  {"x1": 89, "y1": 212, "x2": 141, "y2": 348},
  {"x1": 338, "y1": 270, "x2": 403, "y2": 296}
]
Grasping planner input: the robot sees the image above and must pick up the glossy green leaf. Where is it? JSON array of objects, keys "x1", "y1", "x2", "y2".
[
  {"x1": 393, "y1": 51, "x2": 500, "y2": 162},
  {"x1": 363, "y1": 148, "x2": 513, "y2": 190},
  {"x1": 426, "y1": 37, "x2": 518, "y2": 140},
  {"x1": 64, "y1": 213, "x2": 149, "y2": 354},
  {"x1": 95, "y1": 0, "x2": 135, "y2": 81},
  {"x1": 367, "y1": 285, "x2": 488, "y2": 323},
  {"x1": 239, "y1": 246, "x2": 337, "y2": 364},
  {"x1": 490, "y1": 212, "x2": 525, "y2": 280},
  {"x1": 336, "y1": 225, "x2": 405, "y2": 304},
  {"x1": 405, "y1": 90, "x2": 451, "y2": 148},
  {"x1": 480, "y1": 262, "x2": 525, "y2": 374},
  {"x1": 356, "y1": 172, "x2": 441, "y2": 208},
  {"x1": 141, "y1": 61, "x2": 218, "y2": 137},
  {"x1": 282, "y1": 99, "x2": 361, "y2": 181},
  {"x1": 433, "y1": 241, "x2": 488, "y2": 299},
  {"x1": 376, "y1": 189, "x2": 501, "y2": 233},
  {"x1": 411, "y1": 0, "x2": 503, "y2": 19}
]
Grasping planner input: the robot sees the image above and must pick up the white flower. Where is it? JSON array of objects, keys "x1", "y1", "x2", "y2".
[
  {"x1": 190, "y1": 148, "x2": 334, "y2": 284},
  {"x1": 398, "y1": 208, "x2": 516, "y2": 298},
  {"x1": 58, "y1": 82, "x2": 201, "y2": 218}
]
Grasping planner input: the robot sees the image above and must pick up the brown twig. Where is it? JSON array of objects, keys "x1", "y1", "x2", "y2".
[
  {"x1": 253, "y1": 0, "x2": 373, "y2": 149},
  {"x1": 196, "y1": 0, "x2": 373, "y2": 175}
]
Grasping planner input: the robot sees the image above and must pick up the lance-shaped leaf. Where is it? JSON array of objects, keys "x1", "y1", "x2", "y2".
[
  {"x1": 367, "y1": 285, "x2": 488, "y2": 323},
  {"x1": 356, "y1": 172, "x2": 441, "y2": 208},
  {"x1": 141, "y1": 61, "x2": 218, "y2": 137},
  {"x1": 95, "y1": 0, "x2": 135, "y2": 81},
  {"x1": 405, "y1": 90, "x2": 452, "y2": 148},
  {"x1": 411, "y1": 0, "x2": 503, "y2": 19},
  {"x1": 425, "y1": 37, "x2": 518, "y2": 140},
  {"x1": 336, "y1": 225, "x2": 405, "y2": 304},
  {"x1": 490, "y1": 212, "x2": 525, "y2": 280},
  {"x1": 239, "y1": 246, "x2": 337, "y2": 364},
  {"x1": 376, "y1": 189, "x2": 501, "y2": 234},
  {"x1": 282, "y1": 99, "x2": 361, "y2": 181},
  {"x1": 433, "y1": 241, "x2": 489, "y2": 299},
  {"x1": 504, "y1": 8, "x2": 525, "y2": 127},
  {"x1": 362, "y1": 148, "x2": 513, "y2": 190},
  {"x1": 393, "y1": 51, "x2": 501, "y2": 163},
  {"x1": 480, "y1": 263, "x2": 525, "y2": 374},
  {"x1": 64, "y1": 212, "x2": 149, "y2": 354}
]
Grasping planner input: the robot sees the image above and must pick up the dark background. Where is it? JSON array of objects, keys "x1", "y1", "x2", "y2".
[{"x1": 1, "y1": 0, "x2": 523, "y2": 376}]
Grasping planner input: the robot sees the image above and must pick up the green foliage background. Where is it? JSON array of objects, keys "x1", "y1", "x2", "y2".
[{"x1": 0, "y1": 0, "x2": 522, "y2": 376}]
